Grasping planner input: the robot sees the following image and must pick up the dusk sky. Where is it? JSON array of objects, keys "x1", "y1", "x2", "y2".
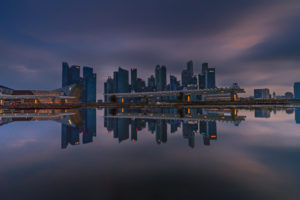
[{"x1": 1, "y1": 0, "x2": 300, "y2": 98}]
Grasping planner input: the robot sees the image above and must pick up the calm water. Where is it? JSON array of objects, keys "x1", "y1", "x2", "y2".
[{"x1": 0, "y1": 108, "x2": 300, "y2": 200}]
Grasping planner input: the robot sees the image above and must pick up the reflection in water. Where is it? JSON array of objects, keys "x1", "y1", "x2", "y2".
[
  {"x1": 2, "y1": 108, "x2": 300, "y2": 199},
  {"x1": 2, "y1": 107, "x2": 300, "y2": 149},
  {"x1": 104, "y1": 108, "x2": 245, "y2": 148},
  {"x1": 61, "y1": 109, "x2": 96, "y2": 148},
  {"x1": 0, "y1": 109, "x2": 97, "y2": 149}
]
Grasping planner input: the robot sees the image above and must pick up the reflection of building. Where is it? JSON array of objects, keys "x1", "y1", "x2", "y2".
[
  {"x1": 200, "y1": 121, "x2": 217, "y2": 146},
  {"x1": 155, "y1": 120, "x2": 167, "y2": 144},
  {"x1": 295, "y1": 108, "x2": 300, "y2": 124},
  {"x1": 103, "y1": 108, "x2": 236, "y2": 148},
  {"x1": 61, "y1": 109, "x2": 97, "y2": 149},
  {"x1": 183, "y1": 121, "x2": 198, "y2": 148},
  {"x1": 255, "y1": 109, "x2": 271, "y2": 118}
]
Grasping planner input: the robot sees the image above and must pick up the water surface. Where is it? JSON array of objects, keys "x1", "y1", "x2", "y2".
[{"x1": 0, "y1": 108, "x2": 299, "y2": 200}]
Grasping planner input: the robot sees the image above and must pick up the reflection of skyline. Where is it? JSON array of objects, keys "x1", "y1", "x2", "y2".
[
  {"x1": 0, "y1": 109, "x2": 97, "y2": 149},
  {"x1": 104, "y1": 108, "x2": 242, "y2": 147},
  {"x1": 61, "y1": 109, "x2": 96, "y2": 149}
]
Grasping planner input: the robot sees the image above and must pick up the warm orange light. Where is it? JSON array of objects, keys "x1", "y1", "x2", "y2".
[
  {"x1": 209, "y1": 70, "x2": 215, "y2": 72},
  {"x1": 234, "y1": 108, "x2": 237, "y2": 116},
  {"x1": 34, "y1": 99, "x2": 38, "y2": 104},
  {"x1": 188, "y1": 108, "x2": 191, "y2": 114},
  {"x1": 187, "y1": 95, "x2": 191, "y2": 102},
  {"x1": 211, "y1": 135, "x2": 217, "y2": 138},
  {"x1": 68, "y1": 119, "x2": 72, "y2": 125},
  {"x1": 122, "y1": 98, "x2": 124, "y2": 103},
  {"x1": 122, "y1": 107, "x2": 124, "y2": 113}
]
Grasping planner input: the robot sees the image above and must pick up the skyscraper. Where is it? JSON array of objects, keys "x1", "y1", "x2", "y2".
[
  {"x1": 104, "y1": 77, "x2": 114, "y2": 102},
  {"x1": 294, "y1": 82, "x2": 300, "y2": 99},
  {"x1": 147, "y1": 75, "x2": 156, "y2": 91},
  {"x1": 202, "y1": 62, "x2": 208, "y2": 74},
  {"x1": 155, "y1": 65, "x2": 166, "y2": 91},
  {"x1": 113, "y1": 71, "x2": 118, "y2": 93},
  {"x1": 254, "y1": 89, "x2": 270, "y2": 99},
  {"x1": 131, "y1": 68, "x2": 137, "y2": 92},
  {"x1": 181, "y1": 61, "x2": 194, "y2": 87},
  {"x1": 206, "y1": 68, "x2": 216, "y2": 88},
  {"x1": 170, "y1": 75, "x2": 179, "y2": 91},
  {"x1": 62, "y1": 62, "x2": 70, "y2": 87},
  {"x1": 70, "y1": 65, "x2": 80, "y2": 84},
  {"x1": 198, "y1": 73, "x2": 206, "y2": 89},
  {"x1": 83, "y1": 66, "x2": 97, "y2": 103},
  {"x1": 117, "y1": 67, "x2": 129, "y2": 93}
]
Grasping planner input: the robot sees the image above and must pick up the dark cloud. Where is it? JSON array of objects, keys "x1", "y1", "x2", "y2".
[
  {"x1": 0, "y1": 0, "x2": 300, "y2": 96},
  {"x1": 241, "y1": 16, "x2": 300, "y2": 62}
]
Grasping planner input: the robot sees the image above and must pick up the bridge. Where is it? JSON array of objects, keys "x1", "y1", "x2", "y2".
[{"x1": 104, "y1": 87, "x2": 245, "y2": 102}]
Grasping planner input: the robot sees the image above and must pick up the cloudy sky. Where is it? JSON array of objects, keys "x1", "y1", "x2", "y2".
[{"x1": 1, "y1": 0, "x2": 300, "y2": 98}]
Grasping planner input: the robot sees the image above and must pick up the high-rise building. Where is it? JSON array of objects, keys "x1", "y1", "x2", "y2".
[
  {"x1": 206, "y1": 68, "x2": 216, "y2": 88},
  {"x1": 113, "y1": 71, "x2": 118, "y2": 93},
  {"x1": 83, "y1": 66, "x2": 97, "y2": 103},
  {"x1": 294, "y1": 82, "x2": 300, "y2": 99},
  {"x1": 62, "y1": 62, "x2": 70, "y2": 87},
  {"x1": 181, "y1": 61, "x2": 194, "y2": 87},
  {"x1": 147, "y1": 75, "x2": 156, "y2": 91},
  {"x1": 131, "y1": 68, "x2": 137, "y2": 92},
  {"x1": 198, "y1": 73, "x2": 206, "y2": 89},
  {"x1": 170, "y1": 75, "x2": 180, "y2": 91},
  {"x1": 70, "y1": 65, "x2": 80, "y2": 84},
  {"x1": 117, "y1": 67, "x2": 129, "y2": 93},
  {"x1": 254, "y1": 88, "x2": 270, "y2": 99},
  {"x1": 104, "y1": 77, "x2": 114, "y2": 102},
  {"x1": 136, "y1": 78, "x2": 146, "y2": 92},
  {"x1": 202, "y1": 62, "x2": 209, "y2": 74},
  {"x1": 155, "y1": 65, "x2": 166, "y2": 91},
  {"x1": 62, "y1": 62, "x2": 97, "y2": 103}
]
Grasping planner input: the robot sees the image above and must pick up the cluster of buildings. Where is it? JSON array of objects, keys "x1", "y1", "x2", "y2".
[
  {"x1": 62, "y1": 62, "x2": 97, "y2": 103},
  {"x1": 104, "y1": 61, "x2": 216, "y2": 102},
  {"x1": 253, "y1": 88, "x2": 294, "y2": 100},
  {"x1": 0, "y1": 62, "x2": 97, "y2": 106},
  {"x1": 61, "y1": 109, "x2": 96, "y2": 149}
]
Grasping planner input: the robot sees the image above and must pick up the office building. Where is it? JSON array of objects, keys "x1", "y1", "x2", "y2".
[
  {"x1": 131, "y1": 68, "x2": 137, "y2": 92},
  {"x1": 61, "y1": 62, "x2": 97, "y2": 103},
  {"x1": 198, "y1": 73, "x2": 206, "y2": 89},
  {"x1": 104, "y1": 77, "x2": 114, "y2": 102},
  {"x1": 83, "y1": 66, "x2": 97, "y2": 103},
  {"x1": 117, "y1": 67, "x2": 130, "y2": 93},
  {"x1": 254, "y1": 88, "x2": 270, "y2": 99},
  {"x1": 170, "y1": 75, "x2": 180, "y2": 91},
  {"x1": 294, "y1": 82, "x2": 300, "y2": 99},
  {"x1": 62, "y1": 62, "x2": 70, "y2": 87},
  {"x1": 147, "y1": 75, "x2": 156, "y2": 91},
  {"x1": 202, "y1": 62, "x2": 209, "y2": 74},
  {"x1": 155, "y1": 65, "x2": 167, "y2": 91},
  {"x1": 206, "y1": 68, "x2": 216, "y2": 88},
  {"x1": 70, "y1": 65, "x2": 81, "y2": 84},
  {"x1": 181, "y1": 61, "x2": 194, "y2": 87}
]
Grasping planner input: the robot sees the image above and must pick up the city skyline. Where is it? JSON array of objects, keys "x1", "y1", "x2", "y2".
[{"x1": 1, "y1": 0, "x2": 300, "y2": 98}]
